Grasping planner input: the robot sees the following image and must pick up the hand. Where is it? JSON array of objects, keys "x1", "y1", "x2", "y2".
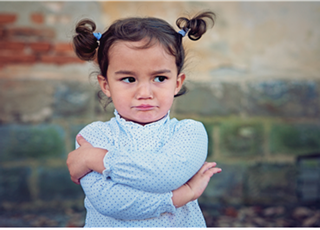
[
  {"x1": 66, "y1": 134, "x2": 107, "y2": 184},
  {"x1": 172, "y1": 162, "x2": 221, "y2": 208},
  {"x1": 187, "y1": 162, "x2": 221, "y2": 201}
]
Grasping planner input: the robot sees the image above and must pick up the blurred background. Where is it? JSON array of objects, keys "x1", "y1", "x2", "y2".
[{"x1": 0, "y1": 1, "x2": 320, "y2": 227}]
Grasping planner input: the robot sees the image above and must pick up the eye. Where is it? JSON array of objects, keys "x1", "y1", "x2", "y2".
[
  {"x1": 122, "y1": 77, "x2": 136, "y2": 83},
  {"x1": 154, "y1": 76, "x2": 167, "y2": 83}
]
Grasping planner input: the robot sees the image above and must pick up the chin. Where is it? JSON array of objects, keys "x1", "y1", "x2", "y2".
[
  {"x1": 136, "y1": 118, "x2": 156, "y2": 125},
  {"x1": 134, "y1": 116, "x2": 161, "y2": 125},
  {"x1": 123, "y1": 111, "x2": 167, "y2": 125}
]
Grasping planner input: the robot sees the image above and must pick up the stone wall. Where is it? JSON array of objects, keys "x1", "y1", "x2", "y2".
[{"x1": 0, "y1": 1, "x2": 320, "y2": 225}]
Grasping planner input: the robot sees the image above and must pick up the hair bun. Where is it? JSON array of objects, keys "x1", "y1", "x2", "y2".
[
  {"x1": 73, "y1": 19, "x2": 99, "y2": 61},
  {"x1": 176, "y1": 11, "x2": 215, "y2": 41}
]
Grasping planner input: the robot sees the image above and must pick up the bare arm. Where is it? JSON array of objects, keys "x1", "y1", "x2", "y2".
[{"x1": 172, "y1": 162, "x2": 221, "y2": 208}]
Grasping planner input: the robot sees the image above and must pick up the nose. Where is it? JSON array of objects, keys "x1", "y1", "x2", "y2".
[{"x1": 136, "y1": 82, "x2": 153, "y2": 100}]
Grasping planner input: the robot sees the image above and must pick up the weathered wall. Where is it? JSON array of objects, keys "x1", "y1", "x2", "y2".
[{"x1": 0, "y1": 1, "x2": 320, "y2": 226}]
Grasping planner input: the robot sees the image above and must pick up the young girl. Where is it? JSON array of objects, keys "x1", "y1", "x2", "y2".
[{"x1": 67, "y1": 11, "x2": 221, "y2": 227}]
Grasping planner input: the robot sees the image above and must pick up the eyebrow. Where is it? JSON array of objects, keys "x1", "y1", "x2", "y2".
[
  {"x1": 152, "y1": 69, "x2": 171, "y2": 75},
  {"x1": 114, "y1": 69, "x2": 172, "y2": 75},
  {"x1": 115, "y1": 70, "x2": 135, "y2": 75}
]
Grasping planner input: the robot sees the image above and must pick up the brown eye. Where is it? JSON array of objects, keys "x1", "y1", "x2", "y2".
[
  {"x1": 122, "y1": 77, "x2": 136, "y2": 83},
  {"x1": 154, "y1": 76, "x2": 167, "y2": 82}
]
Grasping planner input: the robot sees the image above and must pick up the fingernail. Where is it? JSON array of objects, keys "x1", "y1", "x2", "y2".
[{"x1": 77, "y1": 134, "x2": 82, "y2": 137}]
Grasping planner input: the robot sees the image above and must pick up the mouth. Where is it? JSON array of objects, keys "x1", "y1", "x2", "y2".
[{"x1": 133, "y1": 104, "x2": 156, "y2": 111}]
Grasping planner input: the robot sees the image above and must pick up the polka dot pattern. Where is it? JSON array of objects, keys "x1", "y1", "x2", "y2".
[{"x1": 76, "y1": 110, "x2": 208, "y2": 227}]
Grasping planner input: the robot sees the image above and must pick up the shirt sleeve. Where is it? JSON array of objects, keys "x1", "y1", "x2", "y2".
[
  {"x1": 103, "y1": 120, "x2": 208, "y2": 193},
  {"x1": 76, "y1": 123, "x2": 176, "y2": 220},
  {"x1": 80, "y1": 171, "x2": 176, "y2": 220}
]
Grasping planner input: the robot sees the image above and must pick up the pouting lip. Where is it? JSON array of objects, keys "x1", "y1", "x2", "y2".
[{"x1": 133, "y1": 104, "x2": 157, "y2": 110}]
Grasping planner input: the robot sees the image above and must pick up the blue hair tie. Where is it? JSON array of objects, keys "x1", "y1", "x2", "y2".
[
  {"x1": 93, "y1": 32, "x2": 102, "y2": 40},
  {"x1": 178, "y1": 29, "x2": 186, "y2": 37}
]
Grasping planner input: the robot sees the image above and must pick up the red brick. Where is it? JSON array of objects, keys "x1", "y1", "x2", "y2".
[
  {"x1": 0, "y1": 14, "x2": 17, "y2": 25},
  {"x1": 31, "y1": 13, "x2": 44, "y2": 24},
  {"x1": 7, "y1": 27, "x2": 55, "y2": 40},
  {"x1": 0, "y1": 41, "x2": 26, "y2": 51},
  {"x1": 54, "y1": 43, "x2": 74, "y2": 53},
  {"x1": 0, "y1": 27, "x2": 5, "y2": 38},
  {"x1": 0, "y1": 53, "x2": 37, "y2": 64},
  {"x1": 29, "y1": 42, "x2": 51, "y2": 53},
  {"x1": 0, "y1": 50, "x2": 25, "y2": 58},
  {"x1": 40, "y1": 55, "x2": 83, "y2": 65}
]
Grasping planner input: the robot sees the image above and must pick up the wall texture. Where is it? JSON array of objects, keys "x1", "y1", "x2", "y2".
[{"x1": 0, "y1": 1, "x2": 320, "y2": 227}]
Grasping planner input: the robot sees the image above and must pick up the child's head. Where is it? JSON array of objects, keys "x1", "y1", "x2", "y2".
[{"x1": 73, "y1": 11, "x2": 215, "y2": 124}]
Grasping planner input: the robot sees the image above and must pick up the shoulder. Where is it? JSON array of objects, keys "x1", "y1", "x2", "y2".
[
  {"x1": 75, "y1": 119, "x2": 116, "y2": 149},
  {"x1": 79, "y1": 120, "x2": 109, "y2": 134},
  {"x1": 77, "y1": 118, "x2": 118, "y2": 145},
  {"x1": 169, "y1": 118, "x2": 207, "y2": 136},
  {"x1": 170, "y1": 117, "x2": 205, "y2": 130}
]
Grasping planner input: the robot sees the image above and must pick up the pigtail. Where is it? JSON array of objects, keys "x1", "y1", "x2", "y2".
[
  {"x1": 73, "y1": 19, "x2": 99, "y2": 61},
  {"x1": 176, "y1": 11, "x2": 215, "y2": 41}
]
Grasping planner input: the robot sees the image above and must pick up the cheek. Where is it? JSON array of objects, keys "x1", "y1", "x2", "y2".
[
  {"x1": 112, "y1": 93, "x2": 129, "y2": 108},
  {"x1": 160, "y1": 90, "x2": 175, "y2": 107}
]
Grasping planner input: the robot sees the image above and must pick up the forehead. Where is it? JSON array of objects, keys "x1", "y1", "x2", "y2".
[
  {"x1": 108, "y1": 40, "x2": 176, "y2": 69},
  {"x1": 109, "y1": 39, "x2": 168, "y2": 56}
]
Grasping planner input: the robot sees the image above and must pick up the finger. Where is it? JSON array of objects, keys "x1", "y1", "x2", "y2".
[
  {"x1": 204, "y1": 167, "x2": 222, "y2": 177},
  {"x1": 76, "y1": 134, "x2": 91, "y2": 147},
  {"x1": 200, "y1": 162, "x2": 217, "y2": 173},
  {"x1": 206, "y1": 162, "x2": 217, "y2": 167}
]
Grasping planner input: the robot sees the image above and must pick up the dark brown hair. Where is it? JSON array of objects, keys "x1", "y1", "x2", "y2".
[{"x1": 73, "y1": 11, "x2": 215, "y2": 109}]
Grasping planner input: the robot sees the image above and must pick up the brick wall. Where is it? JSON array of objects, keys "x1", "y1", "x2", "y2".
[
  {"x1": 0, "y1": 2, "x2": 101, "y2": 216},
  {"x1": 0, "y1": 12, "x2": 81, "y2": 69},
  {"x1": 173, "y1": 81, "x2": 320, "y2": 206},
  {"x1": 1, "y1": 1, "x2": 320, "y2": 225}
]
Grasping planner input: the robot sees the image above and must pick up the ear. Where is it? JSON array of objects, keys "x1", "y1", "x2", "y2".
[
  {"x1": 97, "y1": 75, "x2": 111, "y2": 97},
  {"x1": 174, "y1": 73, "x2": 186, "y2": 95}
]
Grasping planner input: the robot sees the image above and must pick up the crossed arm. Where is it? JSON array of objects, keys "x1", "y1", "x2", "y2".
[{"x1": 67, "y1": 121, "x2": 221, "y2": 220}]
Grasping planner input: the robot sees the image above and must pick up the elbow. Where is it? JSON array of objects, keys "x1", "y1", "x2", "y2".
[
  {"x1": 91, "y1": 200, "x2": 115, "y2": 217},
  {"x1": 94, "y1": 204, "x2": 128, "y2": 219},
  {"x1": 91, "y1": 200, "x2": 155, "y2": 220},
  {"x1": 86, "y1": 191, "x2": 129, "y2": 219}
]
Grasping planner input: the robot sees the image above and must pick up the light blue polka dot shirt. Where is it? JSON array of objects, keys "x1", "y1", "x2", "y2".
[{"x1": 77, "y1": 110, "x2": 208, "y2": 227}]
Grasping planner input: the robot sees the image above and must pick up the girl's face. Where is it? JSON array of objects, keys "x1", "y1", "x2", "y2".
[{"x1": 98, "y1": 40, "x2": 185, "y2": 125}]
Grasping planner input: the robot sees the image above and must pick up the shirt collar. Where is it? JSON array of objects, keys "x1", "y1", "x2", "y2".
[{"x1": 114, "y1": 109, "x2": 170, "y2": 129}]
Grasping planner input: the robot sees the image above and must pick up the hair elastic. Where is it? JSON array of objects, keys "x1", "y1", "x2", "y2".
[
  {"x1": 93, "y1": 32, "x2": 102, "y2": 40},
  {"x1": 178, "y1": 29, "x2": 186, "y2": 37}
]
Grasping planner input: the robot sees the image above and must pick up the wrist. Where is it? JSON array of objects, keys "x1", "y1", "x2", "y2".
[
  {"x1": 86, "y1": 148, "x2": 107, "y2": 174},
  {"x1": 83, "y1": 151, "x2": 92, "y2": 171},
  {"x1": 172, "y1": 184, "x2": 194, "y2": 208},
  {"x1": 185, "y1": 183, "x2": 196, "y2": 201}
]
